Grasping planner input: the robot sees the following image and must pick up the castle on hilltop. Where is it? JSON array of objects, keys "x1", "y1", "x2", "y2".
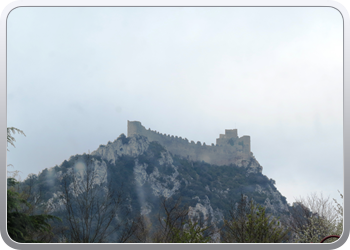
[{"x1": 127, "y1": 121, "x2": 252, "y2": 166}]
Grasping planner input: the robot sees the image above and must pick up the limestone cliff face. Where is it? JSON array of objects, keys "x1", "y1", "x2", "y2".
[{"x1": 91, "y1": 134, "x2": 150, "y2": 162}]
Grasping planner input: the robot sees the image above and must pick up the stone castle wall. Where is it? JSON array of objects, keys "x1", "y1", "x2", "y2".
[{"x1": 127, "y1": 121, "x2": 251, "y2": 166}]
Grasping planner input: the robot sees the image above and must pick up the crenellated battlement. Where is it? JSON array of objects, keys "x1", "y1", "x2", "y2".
[
  {"x1": 128, "y1": 120, "x2": 198, "y2": 145},
  {"x1": 127, "y1": 120, "x2": 251, "y2": 166}
]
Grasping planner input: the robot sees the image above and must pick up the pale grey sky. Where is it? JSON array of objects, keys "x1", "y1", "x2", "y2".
[{"x1": 6, "y1": 7, "x2": 343, "y2": 205}]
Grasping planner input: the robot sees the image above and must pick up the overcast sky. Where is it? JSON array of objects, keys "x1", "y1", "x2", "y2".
[{"x1": 6, "y1": 7, "x2": 343, "y2": 205}]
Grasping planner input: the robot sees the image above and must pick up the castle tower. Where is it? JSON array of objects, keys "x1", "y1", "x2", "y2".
[
  {"x1": 240, "y1": 135, "x2": 251, "y2": 153},
  {"x1": 127, "y1": 120, "x2": 144, "y2": 137},
  {"x1": 216, "y1": 129, "x2": 238, "y2": 146},
  {"x1": 225, "y1": 129, "x2": 238, "y2": 138}
]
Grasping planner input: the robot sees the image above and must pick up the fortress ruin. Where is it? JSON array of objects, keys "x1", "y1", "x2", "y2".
[{"x1": 127, "y1": 121, "x2": 252, "y2": 166}]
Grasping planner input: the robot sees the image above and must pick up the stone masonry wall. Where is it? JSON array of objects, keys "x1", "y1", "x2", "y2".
[{"x1": 127, "y1": 120, "x2": 251, "y2": 166}]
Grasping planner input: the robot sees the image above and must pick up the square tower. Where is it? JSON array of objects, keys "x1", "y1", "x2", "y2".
[
  {"x1": 216, "y1": 129, "x2": 238, "y2": 145},
  {"x1": 127, "y1": 120, "x2": 143, "y2": 137},
  {"x1": 225, "y1": 129, "x2": 238, "y2": 138}
]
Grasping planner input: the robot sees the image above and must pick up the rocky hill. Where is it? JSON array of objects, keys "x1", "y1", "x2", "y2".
[{"x1": 25, "y1": 131, "x2": 291, "y2": 242}]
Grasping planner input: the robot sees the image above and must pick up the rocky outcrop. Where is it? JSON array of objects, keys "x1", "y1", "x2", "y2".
[
  {"x1": 40, "y1": 131, "x2": 289, "y2": 243},
  {"x1": 91, "y1": 134, "x2": 150, "y2": 163}
]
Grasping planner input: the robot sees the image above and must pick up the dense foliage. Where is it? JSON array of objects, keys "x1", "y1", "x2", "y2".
[{"x1": 7, "y1": 178, "x2": 61, "y2": 243}]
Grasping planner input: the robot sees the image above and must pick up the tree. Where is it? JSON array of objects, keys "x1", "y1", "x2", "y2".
[
  {"x1": 332, "y1": 191, "x2": 343, "y2": 237},
  {"x1": 290, "y1": 192, "x2": 343, "y2": 243},
  {"x1": 170, "y1": 218, "x2": 212, "y2": 243},
  {"x1": 7, "y1": 177, "x2": 61, "y2": 243},
  {"x1": 151, "y1": 197, "x2": 213, "y2": 243},
  {"x1": 7, "y1": 126, "x2": 62, "y2": 242},
  {"x1": 289, "y1": 193, "x2": 336, "y2": 243},
  {"x1": 7, "y1": 127, "x2": 26, "y2": 177},
  {"x1": 7, "y1": 127, "x2": 26, "y2": 151},
  {"x1": 220, "y1": 194, "x2": 290, "y2": 243},
  {"x1": 121, "y1": 215, "x2": 153, "y2": 243},
  {"x1": 58, "y1": 153, "x2": 136, "y2": 243}
]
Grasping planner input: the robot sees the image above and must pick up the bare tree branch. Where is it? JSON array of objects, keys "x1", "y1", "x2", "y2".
[{"x1": 59, "y1": 154, "x2": 126, "y2": 243}]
